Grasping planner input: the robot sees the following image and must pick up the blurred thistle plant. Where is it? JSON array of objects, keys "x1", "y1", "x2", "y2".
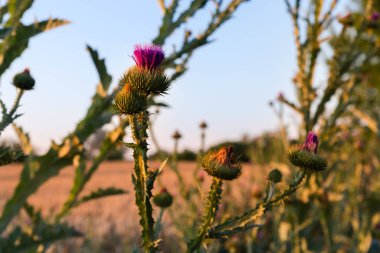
[
  {"x1": 273, "y1": 1, "x2": 380, "y2": 251},
  {"x1": 185, "y1": 137, "x2": 328, "y2": 252},
  {"x1": 0, "y1": 69, "x2": 35, "y2": 137},
  {"x1": 188, "y1": 146, "x2": 242, "y2": 252}
]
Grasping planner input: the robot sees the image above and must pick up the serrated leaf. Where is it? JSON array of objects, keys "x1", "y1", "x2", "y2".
[
  {"x1": 86, "y1": 45, "x2": 112, "y2": 94},
  {"x1": 76, "y1": 187, "x2": 127, "y2": 206},
  {"x1": 158, "y1": 157, "x2": 168, "y2": 173},
  {"x1": 12, "y1": 124, "x2": 33, "y2": 155},
  {"x1": 0, "y1": 18, "x2": 70, "y2": 76}
]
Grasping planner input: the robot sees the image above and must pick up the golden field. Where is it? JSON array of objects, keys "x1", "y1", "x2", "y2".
[{"x1": 0, "y1": 161, "x2": 289, "y2": 245}]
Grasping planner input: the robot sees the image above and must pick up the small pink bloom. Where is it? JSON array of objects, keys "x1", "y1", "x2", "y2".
[{"x1": 302, "y1": 131, "x2": 319, "y2": 154}]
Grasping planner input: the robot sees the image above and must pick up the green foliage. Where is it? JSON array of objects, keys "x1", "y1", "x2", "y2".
[
  {"x1": 0, "y1": 203, "x2": 81, "y2": 253},
  {"x1": 0, "y1": 0, "x2": 69, "y2": 77},
  {"x1": 0, "y1": 145, "x2": 25, "y2": 166}
]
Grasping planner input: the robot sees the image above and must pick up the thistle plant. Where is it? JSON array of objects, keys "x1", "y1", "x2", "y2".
[
  {"x1": 270, "y1": 1, "x2": 380, "y2": 250},
  {"x1": 185, "y1": 133, "x2": 327, "y2": 252},
  {"x1": 0, "y1": 69, "x2": 35, "y2": 161},
  {"x1": 0, "y1": 1, "x2": 251, "y2": 251},
  {"x1": 113, "y1": 44, "x2": 170, "y2": 252},
  {"x1": 187, "y1": 147, "x2": 241, "y2": 252}
]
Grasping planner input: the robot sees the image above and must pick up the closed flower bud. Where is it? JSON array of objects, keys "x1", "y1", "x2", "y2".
[
  {"x1": 268, "y1": 168, "x2": 282, "y2": 183},
  {"x1": 338, "y1": 13, "x2": 354, "y2": 26},
  {"x1": 371, "y1": 12, "x2": 380, "y2": 22},
  {"x1": 367, "y1": 12, "x2": 380, "y2": 29},
  {"x1": 288, "y1": 132, "x2": 327, "y2": 172},
  {"x1": 113, "y1": 84, "x2": 147, "y2": 115},
  {"x1": 172, "y1": 130, "x2": 182, "y2": 140},
  {"x1": 121, "y1": 66, "x2": 170, "y2": 96},
  {"x1": 199, "y1": 121, "x2": 208, "y2": 129},
  {"x1": 277, "y1": 92, "x2": 284, "y2": 101},
  {"x1": 13, "y1": 68, "x2": 35, "y2": 90},
  {"x1": 153, "y1": 188, "x2": 173, "y2": 208},
  {"x1": 202, "y1": 146, "x2": 242, "y2": 180}
]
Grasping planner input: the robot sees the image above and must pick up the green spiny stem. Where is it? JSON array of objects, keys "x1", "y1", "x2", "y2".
[
  {"x1": 207, "y1": 170, "x2": 307, "y2": 239},
  {"x1": 0, "y1": 89, "x2": 24, "y2": 135},
  {"x1": 187, "y1": 177, "x2": 223, "y2": 253},
  {"x1": 129, "y1": 113, "x2": 156, "y2": 252}
]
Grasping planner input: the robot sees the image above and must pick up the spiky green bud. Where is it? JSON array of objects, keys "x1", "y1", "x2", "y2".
[
  {"x1": 202, "y1": 147, "x2": 242, "y2": 181},
  {"x1": 268, "y1": 168, "x2": 282, "y2": 183},
  {"x1": 13, "y1": 68, "x2": 35, "y2": 90},
  {"x1": 121, "y1": 67, "x2": 170, "y2": 96},
  {"x1": 287, "y1": 148, "x2": 328, "y2": 172},
  {"x1": 113, "y1": 84, "x2": 147, "y2": 115},
  {"x1": 153, "y1": 189, "x2": 173, "y2": 208}
]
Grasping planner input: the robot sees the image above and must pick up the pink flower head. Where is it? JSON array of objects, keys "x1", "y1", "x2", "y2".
[
  {"x1": 371, "y1": 11, "x2": 380, "y2": 21},
  {"x1": 303, "y1": 131, "x2": 319, "y2": 154},
  {"x1": 132, "y1": 44, "x2": 165, "y2": 70}
]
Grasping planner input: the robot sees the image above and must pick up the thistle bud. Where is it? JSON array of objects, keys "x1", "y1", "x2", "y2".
[
  {"x1": 113, "y1": 84, "x2": 147, "y2": 115},
  {"x1": 277, "y1": 92, "x2": 284, "y2": 101},
  {"x1": 121, "y1": 66, "x2": 170, "y2": 96},
  {"x1": 153, "y1": 188, "x2": 173, "y2": 208},
  {"x1": 370, "y1": 12, "x2": 380, "y2": 22},
  {"x1": 268, "y1": 169, "x2": 282, "y2": 183},
  {"x1": 287, "y1": 132, "x2": 327, "y2": 172},
  {"x1": 367, "y1": 12, "x2": 380, "y2": 29},
  {"x1": 338, "y1": 13, "x2": 354, "y2": 26},
  {"x1": 199, "y1": 121, "x2": 208, "y2": 129},
  {"x1": 13, "y1": 68, "x2": 35, "y2": 90},
  {"x1": 172, "y1": 130, "x2": 182, "y2": 140},
  {"x1": 202, "y1": 146, "x2": 242, "y2": 180}
]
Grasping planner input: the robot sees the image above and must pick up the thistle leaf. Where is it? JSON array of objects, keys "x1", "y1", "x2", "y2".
[{"x1": 75, "y1": 187, "x2": 128, "y2": 206}]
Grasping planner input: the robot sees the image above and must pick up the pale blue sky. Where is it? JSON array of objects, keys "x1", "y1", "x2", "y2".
[{"x1": 1, "y1": 0, "x2": 349, "y2": 153}]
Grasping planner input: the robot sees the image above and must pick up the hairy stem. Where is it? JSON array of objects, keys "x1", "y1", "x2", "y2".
[
  {"x1": 207, "y1": 169, "x2": 307, "y2": 238},
  {"x1": 187, "y1": 177, "x2": 223, "y2": 252},
  {"x1": 129, "y1": 113, "x2": 156, "y2": 252}
]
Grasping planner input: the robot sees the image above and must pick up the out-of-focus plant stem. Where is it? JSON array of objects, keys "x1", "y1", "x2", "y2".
[{"x1": 187, "y1": 177, "x2": 223, "y2": 252}]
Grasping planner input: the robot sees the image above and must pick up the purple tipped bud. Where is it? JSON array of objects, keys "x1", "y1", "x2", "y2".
[
  {"x1": 303, "y1": 131, "x2": 319, "y2": 154},
  {"x1": 371, "y1": 11, "x2": 380, "y2": 21},
  {"x1": 277, "y1": 92, "x2": 284, "y2": 101},
  {"x1": 132, "y1": 44, "x2": 165, "y2": 70}
]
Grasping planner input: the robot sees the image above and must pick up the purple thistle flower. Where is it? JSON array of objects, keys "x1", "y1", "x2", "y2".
[
  {"x1": 132, "y1": 44, "x2": 165, "y2": 70},
  {"x1": 303, "y1": 131, "x2": 319, "y2": 154},
  {"x1": 371, "y1": 11, "x2": 380, "y2": 22}
]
